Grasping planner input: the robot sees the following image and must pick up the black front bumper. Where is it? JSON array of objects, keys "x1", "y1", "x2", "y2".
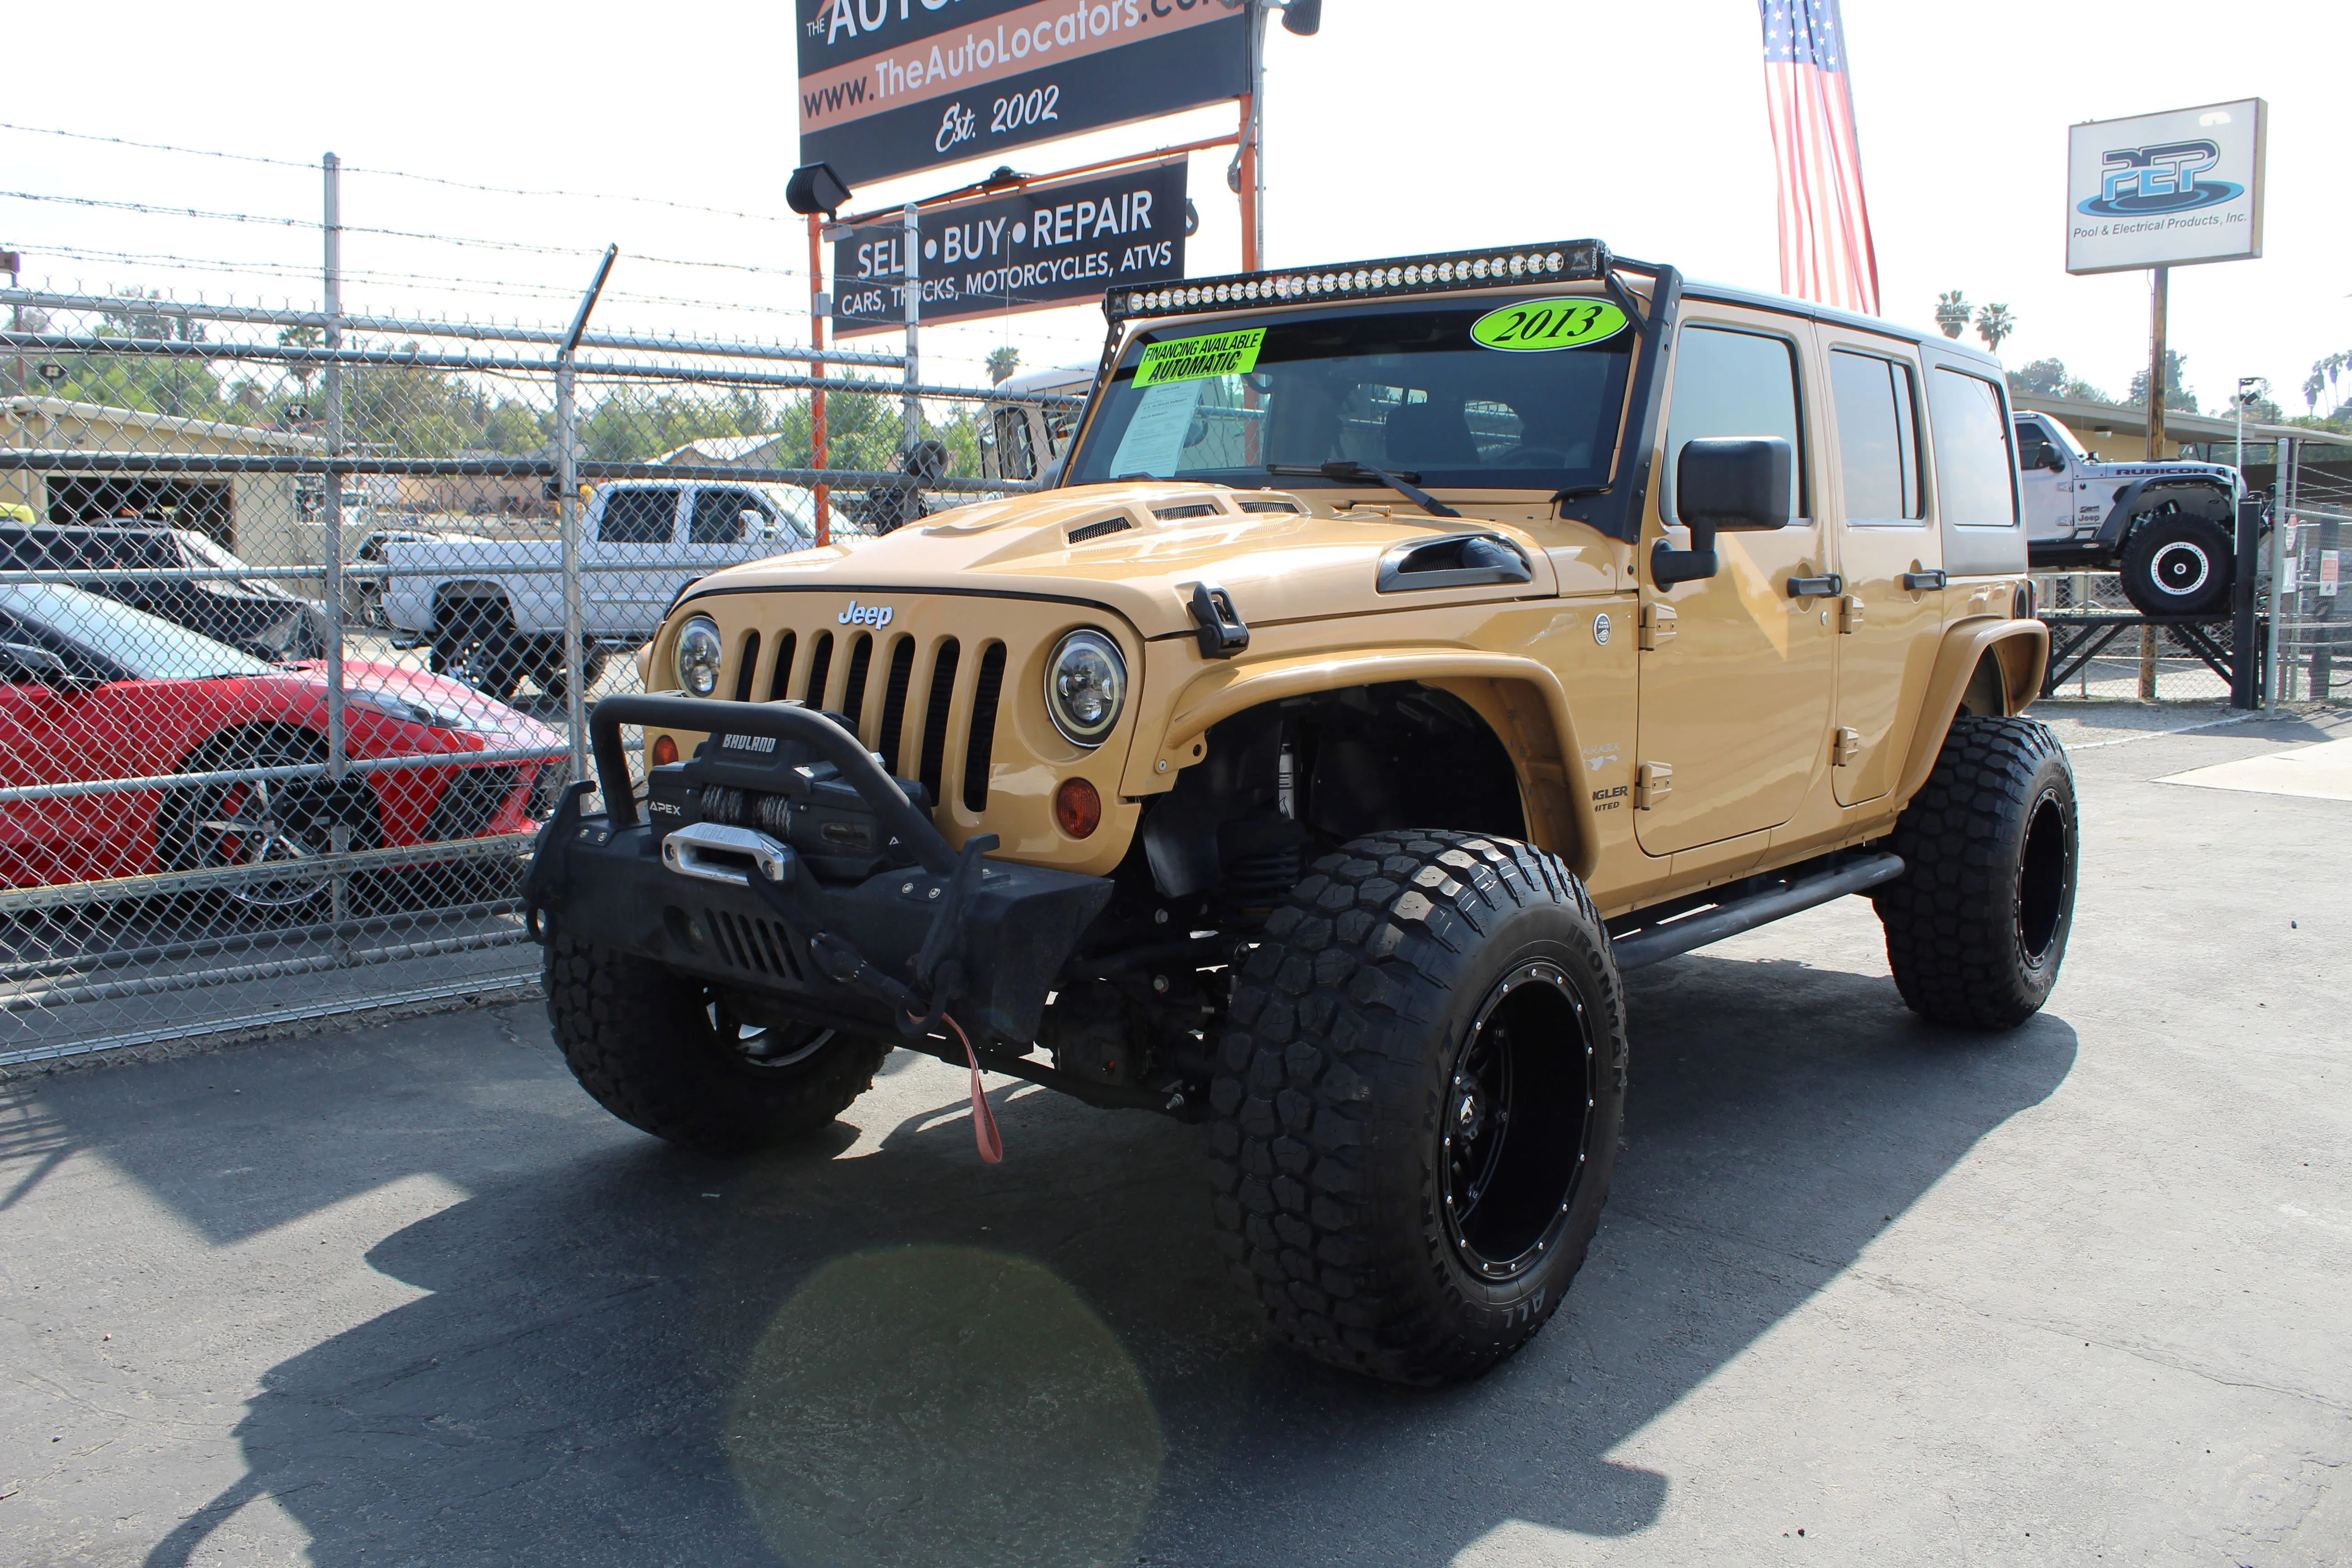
[{"x1": 524, "y1": 695, "x2": 1113, "y2": 1047}]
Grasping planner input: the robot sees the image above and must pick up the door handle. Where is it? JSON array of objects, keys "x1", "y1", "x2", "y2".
[
  {"x1": 1901, "y1": 568, "x2": 1948, "y2": 591},
  {"x1": 1787, "y1": 573, "x2": 1843, "y2": 598}
]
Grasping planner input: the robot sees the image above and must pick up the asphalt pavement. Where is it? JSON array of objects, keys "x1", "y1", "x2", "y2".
[{"x1": 3, "y1": 704, "x2": 2347, "y2": 1567}]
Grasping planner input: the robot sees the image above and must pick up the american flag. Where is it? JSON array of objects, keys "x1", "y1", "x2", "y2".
[{"x1": 1759, "y1": 0, "x2": 1880, "y2": 315}]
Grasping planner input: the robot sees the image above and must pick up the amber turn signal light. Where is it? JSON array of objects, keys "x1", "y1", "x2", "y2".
[
  {"x1": 1055, "y1": 777, "x2": 1102, "y2": 838},
  {"x1": 652, "y1": 734, "x2": 679, "y2": 767}
]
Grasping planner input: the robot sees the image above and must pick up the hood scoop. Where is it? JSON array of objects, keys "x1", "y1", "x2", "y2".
[
  {"x1": 1377, "y1": 532, "x2": 1534, "y2": 593},
  {"x1": 1066, "y1": 515, "x2": 1134, "y2": 544}
]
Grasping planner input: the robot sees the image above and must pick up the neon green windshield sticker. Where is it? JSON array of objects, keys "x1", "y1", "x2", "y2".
[
  {"x1": 1471, "y1": 299, "x2": 1630, "y2": 353},
  {"x1": 1132, "y1": 328, "x2": 1266, "y2": 387}
]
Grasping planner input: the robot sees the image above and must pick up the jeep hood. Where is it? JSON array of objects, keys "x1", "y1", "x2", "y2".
[{"x1": 684, "y1": 482, "x2": 1562, "y2": 639}]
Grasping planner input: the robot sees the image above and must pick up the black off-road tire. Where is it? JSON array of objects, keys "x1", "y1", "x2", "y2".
[
  {"x1": 2120, "y1": 510, "x2": 2234, "y2": 617},
  {"x1": 1207, "y1": 831, "x2": 1628, "y2": 1387},
  {"x1": 544, "y1": 927, "x2": 890, "y2": 1153},
  {"x1": 1876, "y1": 716, "x2": 2078, "y2": 1030}
]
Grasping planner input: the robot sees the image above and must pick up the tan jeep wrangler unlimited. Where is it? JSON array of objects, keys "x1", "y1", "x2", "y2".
[{"x1": 524, "y1": 240, "x2": 2073, "y2": 1387}]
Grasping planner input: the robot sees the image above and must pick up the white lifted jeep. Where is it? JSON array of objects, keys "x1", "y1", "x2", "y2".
[{"x1": 2012, "y1": 411, "x2": 2245, "y2": 617}]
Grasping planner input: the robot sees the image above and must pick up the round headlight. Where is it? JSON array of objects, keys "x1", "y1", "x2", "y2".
[
  {"x1": 1045, "y1": 629, "x2": 1126, "y2": 748},
  {"x1": 676, "y1": 614, "x2": 723, "y2": 696}
]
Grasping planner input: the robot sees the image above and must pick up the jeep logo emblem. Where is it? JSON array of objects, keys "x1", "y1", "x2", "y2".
[{"x1": 838, "y1": 600, "x2": 894, "y2": 627}]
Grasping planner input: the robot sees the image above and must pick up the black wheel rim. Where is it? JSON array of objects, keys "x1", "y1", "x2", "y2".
[
  {"x1": 2015, "y1": 788, "x2": 2071, "y2": 966},
  {"x1": 2149, "y1": 540, "x2": 2211, "y2": 598},
  {"x1": 1441, "y1": 960, "x2": 1598, "y2": 1281}
]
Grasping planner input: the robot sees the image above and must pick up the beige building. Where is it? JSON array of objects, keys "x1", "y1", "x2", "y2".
[{"x1": 0, "y1": 397, "x2": 327, "y2": 568}]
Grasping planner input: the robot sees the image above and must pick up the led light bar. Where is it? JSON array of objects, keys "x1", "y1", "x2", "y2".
[{"x1": 1106, "y1": 240, "x2": 1611, "y2": 323}]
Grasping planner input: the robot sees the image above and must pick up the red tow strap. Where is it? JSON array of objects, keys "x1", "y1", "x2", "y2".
[{"x1": 946, "y1": 1014, "x2": 1004, "y2": 1164}]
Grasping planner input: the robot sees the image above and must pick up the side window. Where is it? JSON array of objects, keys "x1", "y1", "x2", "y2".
[
  {"x1": 1665, "y1": 326, "x2": 1806, "y2": 524},
  {"x1": 689, "y1": 488, "x2": 760, "y2": 545},
  {"x1": 1829, "y1": 350, "x2": 1923, "y2": 523},
  {"x1": 597, "y1": 488, "x2": 679, "y2": 545},
  {"x1": 991, "y1": 408, "x2": 1038, "y2": 480},
  {"x1": 1926, "y1": 371, "x2": 2020, "y2": 529}
]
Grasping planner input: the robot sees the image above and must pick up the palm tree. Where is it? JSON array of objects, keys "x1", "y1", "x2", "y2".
[
  {"x1": 1975, "y1": 304, "x2": 2015, "y2": 355},
  {"x1": 278, "y1": 324, "x2": 323, "y2": 397},
  {"x1": 1934, "y1": 291, "x2": 1970, "y2": 340},
  {"x1": 985, "y1": 345, "x2": 1021, "y2": 386}
]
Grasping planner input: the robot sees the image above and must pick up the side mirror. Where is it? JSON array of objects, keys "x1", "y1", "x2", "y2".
[
  {"x1": 2041, "y1": 449, "x2": 2067, "y2": 472},
  {"x1": 0, "y1": 641, "x2": 89, "y2": 691},
  {"x1": 1652, "y1": 437, "x2": 1793, "y2": 588},
  {"x1": 740, "y1": 509, "x2": 765, "y2": 536}
]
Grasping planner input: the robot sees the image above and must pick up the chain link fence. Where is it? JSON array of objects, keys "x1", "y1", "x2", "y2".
[{"x1": 0, "y1": 287, "x2": 1059, "y2": 1066}]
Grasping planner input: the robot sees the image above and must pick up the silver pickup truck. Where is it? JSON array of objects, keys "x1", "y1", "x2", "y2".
[{"x1": 382, "y1": 480, "x2": 838, "y2": 702}]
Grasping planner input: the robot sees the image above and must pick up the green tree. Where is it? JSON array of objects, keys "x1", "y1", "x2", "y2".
[
  {"x1": 1934, "y1": 290, "x2": 1971, "y2": 339},
  {"x1": 1974, "y1": 303, "x2": 2015, "y2": 355},
  {"x1": 986, "y1": 346, "x2": 1021, "y2": 385},
  {"x1": 2304, "y1": 351, "x2": 2350, "y2": 419},
  {"x1": 2006, "y1": 358, "x2": 2111, "y2": 403},
  {"x1": 2126, "y1": 350, "x2": 2200, "y2": 415}
]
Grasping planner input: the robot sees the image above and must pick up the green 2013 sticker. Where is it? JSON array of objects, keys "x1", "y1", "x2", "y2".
[
  {"x1": 1471, "y1": 299, "x2": 1629, "y2": 353},
  {"x1": 1133, "y1": 328, "x2": 1266, "y2": 387}
]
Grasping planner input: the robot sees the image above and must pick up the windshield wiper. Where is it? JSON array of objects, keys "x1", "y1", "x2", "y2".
[{"x1": 1266, "y1": 461, "x2": 1461, "y2": 519}]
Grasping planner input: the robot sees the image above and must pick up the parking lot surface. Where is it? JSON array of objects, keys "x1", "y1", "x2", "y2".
[{"x1": 4, "y1": 706, "x2": 2347, "y2": 1567}]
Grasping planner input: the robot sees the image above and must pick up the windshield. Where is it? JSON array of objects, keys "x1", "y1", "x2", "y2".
[
  {"x1": 1066, "y1": 297, "x2": 1637, "y2": 495},
  {"x1": 0, "y1": 582, "x2": 274, "y2": 681}
]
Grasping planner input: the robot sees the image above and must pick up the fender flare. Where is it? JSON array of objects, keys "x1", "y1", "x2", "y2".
[
  {"x1": 1125, "y1": 647, "x2": 1599, "y2": 876},
  {"x1": 1892, "y1": 617, "x2": 2049, "y2": 808},
  {"x1": 430, "y1": 581, "x2": 518, "y2": 632},
  {"x1": 2096, "y1": 476, "x2": 2236, "y2": 551}
]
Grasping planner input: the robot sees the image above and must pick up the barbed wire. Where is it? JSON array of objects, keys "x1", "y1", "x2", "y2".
[
  {"x1": 15, "y1": 244, "x2": 808, "y2": 318},
  {"x1": 0, "y1": 121, "x2": 795, "y2": 225},
  {"x1": 0, "y1": 190, "x2": 803, "y2": 277}
]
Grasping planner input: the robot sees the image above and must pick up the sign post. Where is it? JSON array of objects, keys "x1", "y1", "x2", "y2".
[{"x1": 2066, "y1": 99, "x2": 2266, "y2": 461}]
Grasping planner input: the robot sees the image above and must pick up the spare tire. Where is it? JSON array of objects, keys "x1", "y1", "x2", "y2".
[{"x1": 2120, "y1": 508, "x2": 2234, "y2": 617}]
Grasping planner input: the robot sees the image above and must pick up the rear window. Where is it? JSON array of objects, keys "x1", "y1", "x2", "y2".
[
  {"x1": 1926, "y1": 369, "x2": 2019, "y2": 529},
  {"x1": 597, "y1": 489, "x2": 679, "y2": 545}
]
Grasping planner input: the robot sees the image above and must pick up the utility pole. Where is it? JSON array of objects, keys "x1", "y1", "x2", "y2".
[
  {"x1": 808, "y1": 214, "x2": 830, "y2": 546},
  {"x1": 902, "y1": 203, "x2": 921, "y2": 454},
  {"x1": 2145, "y1": 265, "x2": 2169, "y2": 461}
]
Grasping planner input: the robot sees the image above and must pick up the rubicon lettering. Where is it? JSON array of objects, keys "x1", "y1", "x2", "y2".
[{"x1": 839, "y1": 601, "x2": 894, "y2": 627}]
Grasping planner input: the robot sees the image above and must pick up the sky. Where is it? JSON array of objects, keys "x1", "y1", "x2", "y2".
[{"x1": 2, "y1": 0, "x2": 2344, "y2": 419}]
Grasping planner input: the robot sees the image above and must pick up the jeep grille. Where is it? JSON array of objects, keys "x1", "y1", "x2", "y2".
[{"x1": 728, "y1": 615, "x2": 1007, "y2": 815}]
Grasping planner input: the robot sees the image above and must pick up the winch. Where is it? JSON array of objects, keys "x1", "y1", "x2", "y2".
[{"x1": 642, "y1": 708, "x2": 936, "y2": 882}]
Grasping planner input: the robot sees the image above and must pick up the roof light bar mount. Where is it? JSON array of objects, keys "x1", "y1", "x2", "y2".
[{"x1": 1105, "y1": 240, "x2": 1611, "y2": 323}]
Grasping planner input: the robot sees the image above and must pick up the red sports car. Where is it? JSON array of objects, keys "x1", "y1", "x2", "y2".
[{"x1": 0, "y1": 582, "x2": 563, "y2": 904}]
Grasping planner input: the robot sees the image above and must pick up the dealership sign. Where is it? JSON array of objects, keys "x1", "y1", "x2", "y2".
[
  {"x1": 798, "y1": 0, "x2": 1250, "y2": 187},
  {"x1": 831, "y1": 158, "x2": 1188, "y2": 336},
  {"x1": 2066, "y1": 99, "x2": 2266, "y2": 275}
]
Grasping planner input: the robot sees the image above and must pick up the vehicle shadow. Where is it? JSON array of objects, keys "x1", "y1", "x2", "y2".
[{"x1": 130, "y1": 952, "x2": 2075, "y2": 1568}]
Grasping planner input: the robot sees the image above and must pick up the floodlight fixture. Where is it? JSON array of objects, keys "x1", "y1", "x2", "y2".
[
  {"x1": 785, "y1": 163, "x2": 853, "y2": 217},
  {"x1": 1279, "y1": 0, "x2": 1322, "y2": 35}
]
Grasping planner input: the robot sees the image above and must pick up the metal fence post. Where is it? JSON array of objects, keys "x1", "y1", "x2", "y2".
[
  {"x1": 2266, "y1": 436, "x2": 2292, "y2": 706},
  {"x1": 2231, "y1": 492, "x2": 2261, "y2": 709},
  {"x1": 557, "y1": 247, "x2": 616, "y2": 787},
  {"x1": 322, "y1": 151, "x2": 351, "y2": 951}
]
